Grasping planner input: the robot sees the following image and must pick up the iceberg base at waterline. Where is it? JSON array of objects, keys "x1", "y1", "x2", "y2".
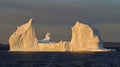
[{"x1": 9, "y1": 19, "x2": 115, "y2": 52}]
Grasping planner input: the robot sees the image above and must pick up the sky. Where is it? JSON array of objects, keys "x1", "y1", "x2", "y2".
[{"x1": 0, "y1": 0, "x2": 120, "y2": 44}]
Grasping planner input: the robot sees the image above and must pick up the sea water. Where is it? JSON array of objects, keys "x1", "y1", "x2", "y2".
[{"x1": 0, "y1": 51, "x2": 120, "y2": 67}]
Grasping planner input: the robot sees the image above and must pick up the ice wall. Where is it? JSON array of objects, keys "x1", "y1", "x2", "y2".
[
  {"x1": 70, "y1": 21, "x2": 110, "y2": 51},
  {"x1": 9, "y1": 19, "x2": 39, "y2": 51}
]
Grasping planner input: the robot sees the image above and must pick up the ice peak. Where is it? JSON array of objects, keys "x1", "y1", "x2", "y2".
[
  {"x1": 76, "y1": 21, "x2": 80, "y2": 24},
  {"x1": 73, "y1": 21, "x2": 85, "y2": 27},
  {"x1": 44, "y1": 32, "x2": 52, "y2": 40},
  {"x1": 28, "y1": 18, "x2": 33, "y2": 25},
  {"x1": 39, "y1": 32, "x2": 52, "y2": 43},
  {"x1": 75, "y1": 21, "x2": 80, "y2": 25}
]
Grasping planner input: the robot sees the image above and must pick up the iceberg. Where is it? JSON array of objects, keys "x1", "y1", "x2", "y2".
[{"x1": 9, "y1": 19, "x2": 113, "y2": 52}]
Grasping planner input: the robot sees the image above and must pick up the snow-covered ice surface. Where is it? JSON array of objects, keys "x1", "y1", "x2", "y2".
[{"x1": 9, "y1": 19, "x2": 114, "y2": 52}]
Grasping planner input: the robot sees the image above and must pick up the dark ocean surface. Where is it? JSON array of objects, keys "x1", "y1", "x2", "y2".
[
  {"x1": 0, "y1": 42, "x2": 120, "y2": 67},
  {"x1": 0, "y1": 51, "x2": 120, "y2": 67}
]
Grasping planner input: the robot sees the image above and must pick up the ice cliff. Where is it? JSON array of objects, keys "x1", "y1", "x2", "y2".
[
  {"x1": 9, "y1": 19, "x2": 39, "y2": 51},
  {"x1": 9, "y1": 19, "x2": 112, "y2": 51},
  {"x1": 70, "y1": 21, "x2": 110, "y2": 51}
]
